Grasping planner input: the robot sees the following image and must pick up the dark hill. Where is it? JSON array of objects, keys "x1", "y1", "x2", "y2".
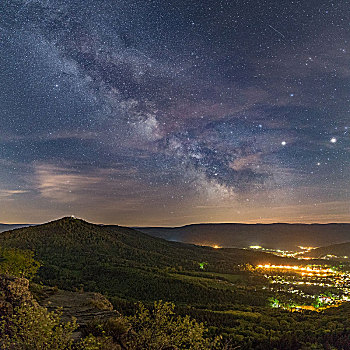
[
  {"x1": 307, "y1": 242, "x2": 350, "y2": 259},
  {"x1": 137, "y1": 223, "x2": 350, "y2": 251},
  {"x1": 0, "y1": 217, "x2": 291, "y2": 306}
]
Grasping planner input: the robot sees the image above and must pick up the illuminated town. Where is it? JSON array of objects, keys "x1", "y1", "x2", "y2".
[
  {"x1": 247, "y1": 245, "x2": 317, "y2": 259},
  {"x1": 204, "y1": 243, "x2": 350, "y2": 312},
  {"x1": 246, "y1": 244, "x2": 350, "y2": 312},
  {"x1": 255, "y1": 263, "x2": 350, "y2": 312}
]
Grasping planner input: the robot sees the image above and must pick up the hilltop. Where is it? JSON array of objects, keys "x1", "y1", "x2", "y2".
[{"x1": 138, "y1": 223, "x2": 350, "y2": 251}]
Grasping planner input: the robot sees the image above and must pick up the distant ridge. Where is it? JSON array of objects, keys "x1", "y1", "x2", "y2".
[
  {"x1": 307, "y1": 241, "x2": 350, "y2": 259},
  {"x1": 2, "y1": 219, "x2": 350, "y2": 251},
  {"x1": 0, "y1": 223, "x2": 33, "y2": 233},
  {"x1": 137, "y1": 223, "x2": 350, "y2": 251}
]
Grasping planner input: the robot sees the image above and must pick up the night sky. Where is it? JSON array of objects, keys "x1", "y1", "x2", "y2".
[{"x1": 0, "y1": 0, "x2": 349, "y2": 225}]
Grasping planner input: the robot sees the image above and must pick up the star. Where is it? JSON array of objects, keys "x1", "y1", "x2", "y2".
[{"x1": 0, "y1": 0, "x2": 348, "y2": 225}]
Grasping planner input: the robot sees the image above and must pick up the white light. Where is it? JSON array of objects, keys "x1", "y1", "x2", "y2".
[
  {"x1": 281, "y1": 141, "x2": 287, "y2": 146},
  {"x1": 330, "y1": 137, "x2": 337, "y2": 143}
]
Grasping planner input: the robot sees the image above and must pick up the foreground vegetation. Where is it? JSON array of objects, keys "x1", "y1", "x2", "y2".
[
  {"x1": 2, "y1": 296, "x2": 221, "y2": 350},
  {"x1": 0, "y1": 247, "x2": 222, "y2": 349}
]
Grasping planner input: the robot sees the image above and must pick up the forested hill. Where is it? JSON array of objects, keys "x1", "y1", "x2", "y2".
[
  {"x1": 0, "y1": 217, "x2": 288, "y2": 268},
  {"x1": 0, "y1": 217, "x2": 290, "y2": 304},
  {"x1": 138, "y1": 223, "x2": 350, "y2": 250}
]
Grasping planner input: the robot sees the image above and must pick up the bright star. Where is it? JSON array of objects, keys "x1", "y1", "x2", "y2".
[
  {"x1": 281, "y1": 141, "x2": 287, "y2": 146},
  {"x1": 330, "y1": 137, "x2": 337, "y2": 143}
]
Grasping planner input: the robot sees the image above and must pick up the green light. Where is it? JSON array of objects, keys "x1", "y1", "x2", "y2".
[
  {"x1": 199, "y1": 262, "x2": 208, "y2": 270},
  {"x1": 269, "y1": 297, "x2": 280, "y2": 308}
]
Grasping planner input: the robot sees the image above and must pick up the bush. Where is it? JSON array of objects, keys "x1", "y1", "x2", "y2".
[
  {"x1": 0, "y1": 247, "x2": 41, "y2": 280},
  {"x1": 76, "y1": 334, "x2": 121, "y2": 350},
  {"x1": 0, "y1": 304, "x2": 76, "y2": 349},
  {"x1": 127, "y1": 301, "x2": 222, "y2": 349}
]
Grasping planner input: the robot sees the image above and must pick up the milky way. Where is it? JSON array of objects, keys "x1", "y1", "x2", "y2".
[{"x1": 0, "y1": 0, "x2": 349, "y2": 225}]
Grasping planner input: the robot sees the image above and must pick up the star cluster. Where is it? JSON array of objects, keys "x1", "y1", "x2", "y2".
[{"x1": 0, "y1": 0, "x2": 349, "y2": 225}]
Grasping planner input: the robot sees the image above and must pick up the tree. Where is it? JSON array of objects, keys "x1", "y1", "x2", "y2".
[
  {"x1": 0, "y1": 247, "x2": 41, "y2": 280},
  {"x1": 127, "y1": 301, "x2": 221, "y2": 350},
  {"x1": 0, "y1": 304, "x2": 76, "y2": 350}
]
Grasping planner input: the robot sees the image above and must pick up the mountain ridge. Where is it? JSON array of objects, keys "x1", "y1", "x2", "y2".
[
  {"x1": 0, "y1": 223, "x2": 33, "y2": 233},
  {"x1": 307, "y1": 241, "x2": 350, "y2": 259},
  {"x1": 137, "y1": 223, "x2": 350, "y2": 251},
  {"x1": 3, "y1": 218, "x2": 350, "y2": 252}
]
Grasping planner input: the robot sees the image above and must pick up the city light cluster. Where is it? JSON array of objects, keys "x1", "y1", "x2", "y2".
[
  {"x1": 257, "y1": 264, "x2": 336, "y2": 275},
  {"x1": 257, "y1": 262, "x2": 350, "y2": 312}
]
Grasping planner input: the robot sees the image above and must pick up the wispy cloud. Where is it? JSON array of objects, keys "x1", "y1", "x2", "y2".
[
  {"x1": 35, "y1": 164, "x2": 103, "y2": 202},
  {"x1": 0, "y1": 189, "x2": 28, "y2": 198}
]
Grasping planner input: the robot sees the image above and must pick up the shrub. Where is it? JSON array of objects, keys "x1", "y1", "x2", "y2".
[
  {"x1": 127, "y1": 300, "x2": 222, "y2": 349},
  {"x1": 0, "y1": 304, "x2": 76, "y2": 349},
  {"x1": 0, "y1": 248, "x2": 41, "y2": 280}
]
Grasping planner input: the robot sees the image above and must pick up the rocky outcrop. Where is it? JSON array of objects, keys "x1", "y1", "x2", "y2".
[
  {"x1": 39, "y1": 289, "x2": 121, "y2": 340},
  {"x1": 0, "y1": 274, "x2": 120, "y2": 341},
  {"x1": 40, "y1": 290, "x2": 119, "y2": 326}
]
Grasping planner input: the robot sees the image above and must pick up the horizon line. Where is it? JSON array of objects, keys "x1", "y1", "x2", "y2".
[{"x1": 1, "y1": 216, "x2": 350, "y2": 227}]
